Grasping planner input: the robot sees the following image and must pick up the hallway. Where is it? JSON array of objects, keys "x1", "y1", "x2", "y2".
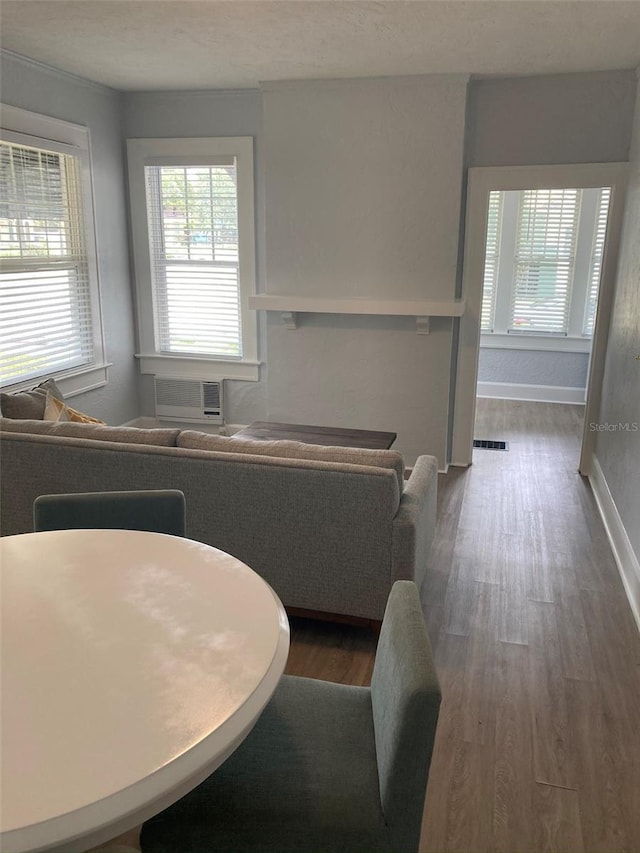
[
  {"x1": 285, "y1": 399, "x2": 640, "y2": 851},
  {"x1": 421, "y1": 398, "x2": 640, "y2": 852}
]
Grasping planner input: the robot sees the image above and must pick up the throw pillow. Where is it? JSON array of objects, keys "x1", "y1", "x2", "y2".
[
  {"x1": 0, "y1": 376, "x2": 65, "y2": 419},
  {"x1": 35, "y1": 377, "x2": 65, "y2": 401},
  {"x1": 0, "y1": 387, "x2": 48, "y2": 419},
  {"x1": 44, "y1": 393, "x2": 105, "y2": 424}
]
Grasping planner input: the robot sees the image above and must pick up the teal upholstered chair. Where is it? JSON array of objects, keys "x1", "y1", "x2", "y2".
[
  {"x1": 141, "y1": 580, "x2": 441, "y2": 853},
  {"x1": 33, "y1": 489, "x2": 186, "y2": 537}
]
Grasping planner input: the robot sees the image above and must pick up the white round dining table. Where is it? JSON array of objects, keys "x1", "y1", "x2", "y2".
[{"x1": 0, "y1": 529, "x2": 290, "y2": 853}]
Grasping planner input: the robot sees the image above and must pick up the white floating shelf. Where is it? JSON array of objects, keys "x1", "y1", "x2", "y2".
[{"x1": 248, "y1": 295, "x2": 466, "y2": 333}]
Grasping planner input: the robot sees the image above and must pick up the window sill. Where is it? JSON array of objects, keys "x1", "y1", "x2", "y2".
[
  {"x1": 1, "y1": 363, "x2": 111, "y2": 399},
  {"x1": 480, "y1": 333, "x2": 591, "y2": 354},
  {"x1": 135, "y1": 353, "x2": 261, "y2": 382}
]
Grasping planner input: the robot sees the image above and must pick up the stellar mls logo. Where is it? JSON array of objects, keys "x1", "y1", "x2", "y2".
[{"x1": 589, "y1": 422, "x2": 639, "y2": 432}]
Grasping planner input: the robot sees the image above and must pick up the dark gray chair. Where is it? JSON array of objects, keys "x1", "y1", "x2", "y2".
[
  {"x1": 141, "y1": 580, "x2": 441, "y2": 853},
  {"x1": 33, "y1": 489, "x2": 186, "y2": 537}
]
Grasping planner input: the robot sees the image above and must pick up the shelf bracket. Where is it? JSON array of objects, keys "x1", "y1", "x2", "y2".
[
  {"x1": 281, "y1": 311, "x2": 297, "y2": 330},
  {"x1": 416, "y1": 316, "x2": 430, "y2": 335}
]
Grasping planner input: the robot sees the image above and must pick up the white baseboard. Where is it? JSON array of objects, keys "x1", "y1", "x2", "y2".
[
  {"x1": 589, "y1": 456, "x2": 640, "y2": 634},
  {"x1": 477, "y1": 381, "x2": 586, "y2": 405}
]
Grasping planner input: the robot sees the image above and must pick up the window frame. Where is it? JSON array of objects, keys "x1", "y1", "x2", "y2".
[
  {"x1": 480, "y1": 186, "x2": 610, "y2": 353},
  {"x1": 127, "y1": 137, "x2": 259, "y2": 382},
  {"x1": 0, "y1": 104, "x2": 108, "y2": 396}
]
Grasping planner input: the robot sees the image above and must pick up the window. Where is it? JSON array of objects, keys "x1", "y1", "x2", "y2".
[
  {"x1": 481, "y1": 190, "x2": 503, "y2": 332},
  {"x1": 481, "y1": 186, "x2": 611, "y2": 347},
  {"x1": 127, "y1": 138, "x2": 258, "y2": 382},
  {"x1": 511, "y1": 188, "x2": 580, "y2": 335},
  {"x1": 0, "y1": 105, "x2": 105, "y2": 390},
  {"x1": 583, "y1": 187, "x2": 611, "y2": 337}
]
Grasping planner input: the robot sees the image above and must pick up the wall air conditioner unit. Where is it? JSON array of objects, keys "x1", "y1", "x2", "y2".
[{"x1": 154, "y1": 377, "x2": 223, "y2": 424}]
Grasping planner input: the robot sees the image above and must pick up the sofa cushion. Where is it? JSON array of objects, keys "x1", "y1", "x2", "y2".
[
  {"x1": 178, "y1": 431, "x2": 405, "y2": 490},
  {"x1": 0, "y1": 378, "x2": 66, "y2": 420},
  {"x1": 0, "y1": 417, "x2": 180, "y2": 446}
]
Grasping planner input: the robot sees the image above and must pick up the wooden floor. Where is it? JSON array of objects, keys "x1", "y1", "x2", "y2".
[{"x1": 285, "y1": 399, "x2": 640, "y2": 853}]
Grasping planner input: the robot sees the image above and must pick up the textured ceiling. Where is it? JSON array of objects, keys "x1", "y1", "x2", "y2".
[{"x1": 2, "y1": 1, "x2": 640, "y2": 92}]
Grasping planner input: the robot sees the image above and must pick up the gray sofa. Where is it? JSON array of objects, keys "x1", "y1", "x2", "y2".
[{"x1": 0, "y1": 418, "x2": 437, "y2": 621}]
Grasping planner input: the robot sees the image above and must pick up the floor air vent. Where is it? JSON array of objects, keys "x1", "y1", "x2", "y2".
[{"x1": 473, "y1": 439, "x2": 509, "y2": 451}]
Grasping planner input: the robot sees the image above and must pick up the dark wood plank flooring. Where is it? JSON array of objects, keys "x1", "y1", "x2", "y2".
[{"x1": 285, "y1": 399, "x2": 640, "y2": 852}]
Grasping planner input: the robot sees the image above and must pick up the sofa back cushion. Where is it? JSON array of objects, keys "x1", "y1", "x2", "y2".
[
  {"x1": 0, "y1": 417, "x2": 180, "y2": 447},
  {"x1": 178, "y1": 431, "x2": 405, "y2": 490}
]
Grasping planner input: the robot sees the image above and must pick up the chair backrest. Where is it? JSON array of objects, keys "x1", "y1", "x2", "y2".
[
  {"x1": 370, "y1": 581, "x2": 441, "y2": 848},
  {"x1": 33, "y1": 490, "x2": 186, "y2": 537}
]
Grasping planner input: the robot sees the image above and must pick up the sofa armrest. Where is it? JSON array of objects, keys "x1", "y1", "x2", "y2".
[{"x1": 391, "y1": 455, "x2": 438, "y2": 592}]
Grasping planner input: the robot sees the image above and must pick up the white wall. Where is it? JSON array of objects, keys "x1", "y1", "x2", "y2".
[
  {"x1": 1, "y1": 51, "x2": 139, "y2": 425},
  {"x1": 593, "y1": 76, "x2": 640, "y2": 592},
  {"x1": 261, "y1": 76, "x2": 468, "y2": 466},
  {"x1": 466, "y1": 71, "x2": 636, "y2": 167}
]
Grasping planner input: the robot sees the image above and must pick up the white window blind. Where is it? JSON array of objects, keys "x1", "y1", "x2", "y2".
[
  {"x1": 583, "y1": 187, "x2": 611, "y2": 337},
  {"x1": 0, "y1": 141, "x2": 94, "y2": 384},
  {"x1": 510, "y1": 189, "x2": 580, "y2": 335},
  {"x1": 481, "y1": 191, "x2": 503, "y2": 332},
  {"x1": 145, "y1": 163, "x2": 242, "y2": 358}
]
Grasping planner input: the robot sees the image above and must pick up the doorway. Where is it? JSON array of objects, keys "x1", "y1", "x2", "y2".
[{"x1": 451, "y1": 164, "x2": 628, "y2": 474}]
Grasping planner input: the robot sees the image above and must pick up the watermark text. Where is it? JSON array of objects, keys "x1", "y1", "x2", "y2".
[{"x1": 589, "y1": 422, "x2": 639, "y2": 432}]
